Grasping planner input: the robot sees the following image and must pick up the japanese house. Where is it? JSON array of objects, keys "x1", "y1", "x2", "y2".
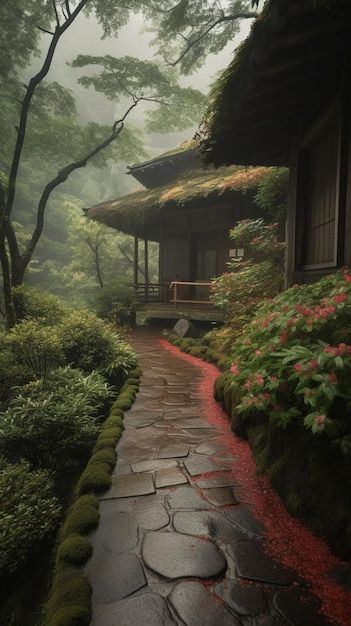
[
  {"x1": 203, "y1": 0, "x2": 351, "y2": 286},
  {"x1": 86, "y1": 141, "x2": 271, "y2": 323}
]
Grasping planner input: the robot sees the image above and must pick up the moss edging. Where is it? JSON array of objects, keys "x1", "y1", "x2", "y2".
[{"x1": 44, "y1": 366, "x2": 142, "y2": 626}]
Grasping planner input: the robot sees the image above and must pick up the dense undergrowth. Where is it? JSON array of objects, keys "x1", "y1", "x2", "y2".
[
  {"x1": 0, "y1": 286, "x2": 138, "y2": 625},
  {"x1": 169, "y1": 269, "x2": 351, "y2": 558}
]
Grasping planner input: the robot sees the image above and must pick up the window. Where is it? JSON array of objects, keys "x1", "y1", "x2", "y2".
[{"x1": 297, "y1": 111, "x2": 341, "y2": 270}]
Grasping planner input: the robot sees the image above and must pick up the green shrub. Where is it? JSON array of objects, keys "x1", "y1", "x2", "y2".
[
  {"x1": 60, "y1": 496, "x2": 99, "y2": 541},
  {"x1": 78, "y1": 467, "x2": 112, "y2": 495},
  {"x1": 225, "y1": 270, "x2": 351, "y2": 449},
  {"x1": 88, "y1": 448, "x2": 117, "y2": 468},
  {"x1": 95, "y1": 280, "x2": 137, "y2": 325},
  {"x1": 13, "y1": 285, "x2": 68, "y2": 326},
  {"x1": 5, "y1": 320, "x2": 64, "y2": 378},
  {"x1": 0, "y1": 368, "x2": 112, "y2": 473},
  {"x1": 45, "y1": 567, "x2": 91, "y2": 626},
  {"x1": 93, "y1": 437, "x2": 116, "y2": 452},
  {"x1": 109, "y1": 405, "x2": 124, "y2": 417},
  {"x1": 58, "y1": 310, "x2": 136, "y2": 378},
  {"x1": 103, "y1": 415, "x2": 124, "y2": 429},
  {"x1": 0, "y1": 463, "x2": 61, "y2": 576},
  {"x1": 0, "y1": 331, "x2": 33, "y2": 405},
  {"x1": 56, "y1": 535, "x2": 93, "y2": 567}
]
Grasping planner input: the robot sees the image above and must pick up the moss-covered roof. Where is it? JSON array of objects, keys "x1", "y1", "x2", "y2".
[
  {"x1": 128, "y1": 138, "x2": 198, "y2": 170},
  {"x1": 202, "y1": 0, "x2": 351, "y2": 166},
  {"x1": 87, "y1": 165, "x2": 272, "y2": 239}
]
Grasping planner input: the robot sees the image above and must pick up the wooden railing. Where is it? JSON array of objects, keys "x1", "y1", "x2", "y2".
[
  {"x1": 136, "y1": 282, "x2": 169, "y2": 302},
  {"x1": 169, "y1": 281, "x2": 212, "y2": 306}
]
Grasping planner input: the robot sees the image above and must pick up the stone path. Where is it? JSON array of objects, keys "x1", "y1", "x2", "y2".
[{"x1": 86, "y1": 328, "x2": 339, "y2": 626}]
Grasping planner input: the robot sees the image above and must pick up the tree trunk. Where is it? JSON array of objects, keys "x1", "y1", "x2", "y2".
[
  {"x1": 95, "y1": 246, "x2": 104, "y2": 289},
  {"x1": 0, "y1": 236, "x2": 17, "y2": 328}
]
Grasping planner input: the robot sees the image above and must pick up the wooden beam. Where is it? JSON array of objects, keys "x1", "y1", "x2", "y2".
[
  {"x1": 134, "y1": 235, "x2": 138, "y2": 286},
  {"x1": 144, "y1": 238, "x2": 149, "y2": 302}
]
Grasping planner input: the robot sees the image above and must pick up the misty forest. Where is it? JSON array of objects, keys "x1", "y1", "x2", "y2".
[{"x1": 1, "y1": 2, "x2": 351, "y2": 626}]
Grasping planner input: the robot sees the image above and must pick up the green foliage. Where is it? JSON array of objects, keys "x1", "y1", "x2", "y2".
[
  {"x1": 5, "y1": 320, "x2": 64, "y2": 378},
  {"x1": 44, "y1": 567, "x2": 92, "y2": 626},
  {"x1": 224, "y1": 270, "x2": 351, "y2": 454},
  {"x1": 211, "y1": 219, "x2": 285, "y2": 339},
  {"x1": 0, "y1": 462, "x2": 61, "y2": 576},
  {"x1": 95, "y1": 280, "x2": 137, "y2": 325},
  {"x1": 254, "y1": 167, "x2": 289, "y2": 223},
  {"x1": 13, "y1": 285, "x2": 68, "y2": 325},
  {"x1": 58, "y1": 310, "x2": 137, "y2": 378},
  {"x1": 60, "y1": 496, "x2": 100, "y2": 542},
  {"x1": 56, "y1": 535, "x2": 93, "y2": 567},
  {"x1": 0, "y1": 368, "x2": 112, "y2": 473},
  {"x1": 71, "y1": 55, "x2": 205, "y2": 133}
]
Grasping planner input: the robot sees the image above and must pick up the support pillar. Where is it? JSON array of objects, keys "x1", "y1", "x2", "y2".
[
  {"x1": 134, "y1": 235, "x2": 138, "y2": 287},
  {"x1": 144, "y1": 238, "x2": 149, "y2": 301}
]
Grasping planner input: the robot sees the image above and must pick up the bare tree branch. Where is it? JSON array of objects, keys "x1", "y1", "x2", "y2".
[
  {"x1": 52, "y1": 0, "x2": 61, "y2": 26},
  {"x1": 37, "y1": 25, "x2": 55, "y2": 35}
]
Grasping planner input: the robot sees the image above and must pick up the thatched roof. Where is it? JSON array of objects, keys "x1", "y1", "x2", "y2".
[
  {"x1": 127, "y1": 139, "x2": 200, "y2": 188},
  {"x1": 202, "y1": 0, "x2": 351, "y2": 166},
  {"x1": 87, "y1": 165, "x2": 272, "y2": 240}
]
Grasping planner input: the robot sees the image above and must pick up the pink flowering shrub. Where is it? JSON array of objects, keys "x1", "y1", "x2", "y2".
[
  {"x1": 211, "y1": 219, "x2": 285, "y2": 340},
  {"x1": 225, "y1": 270, "x2": 351, "y2": 455}
]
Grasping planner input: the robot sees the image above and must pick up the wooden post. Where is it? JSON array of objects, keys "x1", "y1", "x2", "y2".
[
  {"x1": 144, "y1": 238, "x2": 149, "y2": 301},
  {"x1": 134, "y1": 235, "x2": 138, "y2": 288}
]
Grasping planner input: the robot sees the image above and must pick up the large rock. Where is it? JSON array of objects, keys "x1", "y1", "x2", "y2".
[
  {"x1": 173, "y1": 318, "x2": 199, "y2": 338},
  {"x1": 169, "y1": 582, "x2": 240, "y2": 626}
]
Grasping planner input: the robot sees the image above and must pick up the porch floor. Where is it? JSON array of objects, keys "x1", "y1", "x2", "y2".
[{"x1": 135, "y1": 302, "x2": 225, "y2": 325}]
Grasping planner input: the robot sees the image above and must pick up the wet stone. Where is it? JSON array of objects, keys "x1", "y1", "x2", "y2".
[
  {"x1": 196, "y1": 475, "x2": 237, "y2": 489},
  {"x1": 177, "y1": 418, "x2": 212, "y2": 429},
  {"x1": 89, "y1": 552, "x2": 146, "y2": 603},
  {"x1": 168, "y1": 485, "x2": 213, "y2": 510},
  {"x1": 92, "y1": 593, "x2": 177, "y2": 626},
  {"x1": 230, "y1": 539, "x2": 293, "y2": 586},
  {"x1": 91, "y1": 511, "x2": 138, "y2": 554},
  {"x1": 225, "y1": 507, "x2": 265, "y2": 538},
  {"x1": 134, "y1": 421, "x2": 154, "y2": 429},
  {"x1": 203, "y1": 487, "x2": 239, "y2": 507},
  {"x1": 169, "y1": 582, "x2": 240, "y2": 626},
  {"x1": 184, "y1": 455, "x2": 230, "y2": 476},
  {"x1": 155, "y1": 467, "x2": 188, "y2": 488},
  {"x1": 158, "y1": 443, "x2": 189, "y2": 458},
  {"x1": 273, "y1": 588, "x2": 332, "y2": 626},
  {"x1": 131, "y1": 459, "x2": 178, "y2": 473},
  {"x1": 214, "y1": 579, "x2": 267, "y2": 616},
  {"x1": 100, "y1": 473, "x2": 155, "y2": 499},
  {"x1": 172, "y1": 510, "x2": 244, "y2": 544},
  {"x1": 142, "y1": 531, "x2": 227, "y2": 579},
  {"x1": 195, "y1": 440, "x2": 224, "y2": 455}
]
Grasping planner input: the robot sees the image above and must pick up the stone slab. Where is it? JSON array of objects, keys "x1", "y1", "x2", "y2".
[
  {"x1": 131, "y1": 459, "x2": 178, "y2": 473},
  {"x1": 202, "y1": 487, "x2": 239, "y2": 507},
  {"x1": 177, "y1": 418, "x2": 212, "y2": 429},
  {"x1": 229, "y1": 540, "x2": 293, "y2": 586},
  {"x1": 90, "y1": 552, "x2": 146, "y2": 603},
  {"x1": 158, "y1": 444, "x2": 190, "y2": 458},
  {"x1": 214, "y1": 579, "x2": 267, "y2": 616},
  {"x1": 184, "y1": 455, "x2": 230, "y2": 476},
  {"x1": 196, "y1": 475, "x2": 237, "y2": 489},
  {"x1": 100, "y1": 473, "x2": 155, "y2": 499},
  {"x1": 134, "y1": 421, "x2": 154, "y2": 429},
  {"x1": 195, "y1": 440, "x2": 224, "y2": 455},
  {"x1": 92, "y1": 593, "x2": 176, "y2": 626},
  {"x1": 273, "y1": 589, "x2": 332, "y2": 626},
  {"x1": 142, "y1": 531, "x2": 227, "y2": 579},
  {"x1": 168, "y1": 485, "x2": 213, "y2": 510},
  {"x1": 169, "y1": 582, "x2": 240, "y2": 626},
  {"x1": 172, "y1": 510, "x2": 244, "y2": 545},
  {"x1": 92, "y1": 511, "x2": 138, "y2": 555},
  {"x1": 155, "y1": 467, "x2": 188, "y2": 488},
  {"x1": 225, "y1": 508, "x2": 265, "y2": 538}
]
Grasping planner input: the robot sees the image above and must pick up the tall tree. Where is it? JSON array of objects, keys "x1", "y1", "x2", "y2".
[{"x1": 0, "y1": 0, "x2": 204, "y2": 327}]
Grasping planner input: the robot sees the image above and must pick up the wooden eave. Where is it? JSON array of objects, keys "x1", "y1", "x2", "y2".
[{"x1": 203, "y1": 0, "x2": 351, "y2": 166}]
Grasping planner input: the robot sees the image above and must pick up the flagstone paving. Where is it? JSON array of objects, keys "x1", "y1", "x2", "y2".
[{"x1": 86, "y1": 328, "x2": 337, "y2": 626}]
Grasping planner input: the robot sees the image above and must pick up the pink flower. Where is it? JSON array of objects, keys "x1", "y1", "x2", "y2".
[
  {"x1": 255, "y1": 373, "x2": 264, "y2": 386},
  {"x1": 343, "y1": 272, "x2": 351, "y2": 283},
  {"x1": 294, "y1": 363, "x2": 304, "y2": 373},
  {"x1": 314, "y1": 414, "x2": 326, "y2": 427},
  {"x1": 324, "y1": 345, "x2": 335, "y2": 354},
  {"x1": 262, "y1": 392, "x2": 270, "y2": 401},
  {"x1": 309, "y1": 359, "x2": 318, "y2": 370},
  {"x1": 327, "y1": 373, "x2": 337, "y2": 383},
  {"x1": 230, "y1": 363, "x2": 240, "y2": 376},
  {"x1": 244, "y1": 380, "x2": 252, "y2": 390},
  {"x1": 279, "y1": 332, "x2": 288, "y2": 344},
  {"x1": 333, "y1": 293, "x2": 348, "y2": 304},
  {"x1": 255, "y1": 349, "x2": 262, "y2": 357}
]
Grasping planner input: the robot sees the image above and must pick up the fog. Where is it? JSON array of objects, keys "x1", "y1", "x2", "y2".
[{"x1": 35, "y1": 11, "x2": 253, "y2": 160}]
